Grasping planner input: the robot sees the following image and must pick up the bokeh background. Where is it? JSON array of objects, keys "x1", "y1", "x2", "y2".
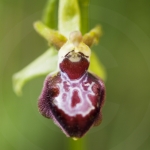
[{"x1": 0, "y1": 0, "x2": 150, "y2": 150}]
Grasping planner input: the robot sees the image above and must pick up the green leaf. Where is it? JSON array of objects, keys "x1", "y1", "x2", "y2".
[
  {"x1": 34, "y1": 21, "x2": 67, "y2": 49},
  {"x1": 58, "y1": 0, "x2": 81, "y2": 37},
  {"x1": 12, "y1": 47, "x2": 58, "y2": 96},
  {"x1": 42, "y1": 0, "x2": 58, "y2": 29},
  {"x1": 89, "y1": 52, "x2": 106, "y2": 81}
]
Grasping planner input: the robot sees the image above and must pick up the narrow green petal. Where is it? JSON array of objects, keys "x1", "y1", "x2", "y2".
[
  {"x1": 42, "y1": 0, "x2": 58, "y2": 29},
  {"x1": 89, "y1": 52, "x2": 106, "y2": 81},
  {"x1": 83, "y1": 25, "x2": 103, "y2": 47},
  {"x1": 58, "y1": 0, "x2": 81, "y2": 37},
  {"x1": 12, "y1": 48, "x2": 58, "y2": 96},
  {"x1": 34, "y1": 21, "x2": 67, "y2": 49}
]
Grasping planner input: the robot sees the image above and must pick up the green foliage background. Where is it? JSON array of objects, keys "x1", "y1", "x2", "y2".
[{"x1": 0, "y1": 0, "x2": 150, "y2": 150}]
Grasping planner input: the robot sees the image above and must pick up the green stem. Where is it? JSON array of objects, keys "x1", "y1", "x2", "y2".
[
  {"x1": 42, "y1": 0, "x2": 58, "y2": 29},
  {"x1": 68, "y1": 138, "x2": 86, "y2": 150}
]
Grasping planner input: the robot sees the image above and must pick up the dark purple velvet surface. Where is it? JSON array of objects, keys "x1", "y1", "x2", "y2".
[{"x1": 38, "y1": 72, "x2": 105, "y2": 138}]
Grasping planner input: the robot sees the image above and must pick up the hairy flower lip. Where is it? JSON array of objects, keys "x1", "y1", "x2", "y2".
[{"x1": 38, "y1": 70, "x2": 105, "y2": 138}]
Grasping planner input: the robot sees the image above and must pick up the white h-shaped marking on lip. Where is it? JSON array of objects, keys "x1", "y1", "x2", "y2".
[{"x1": 54, "y1": 73, "x2": 95, "y2": 117}]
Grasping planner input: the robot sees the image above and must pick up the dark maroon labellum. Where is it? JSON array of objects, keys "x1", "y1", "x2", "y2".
[{"x1": 38, "y1": 51, "x2": 105, "y2": 138}]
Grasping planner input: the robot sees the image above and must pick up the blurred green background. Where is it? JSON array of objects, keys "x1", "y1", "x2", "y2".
[{"x1": 0, "y1": 0, "x2": 150, "y2": 150}]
